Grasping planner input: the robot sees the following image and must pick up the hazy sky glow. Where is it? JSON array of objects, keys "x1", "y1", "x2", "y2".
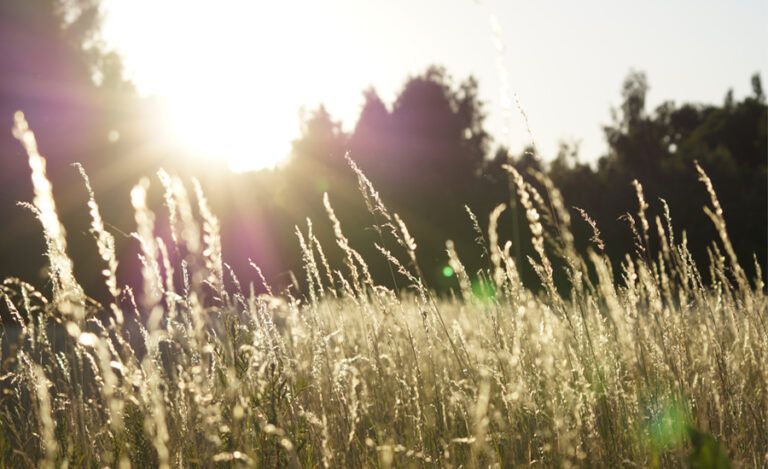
[{"x1": 102, "y1": 0, "x2": 768, "y2": 172}]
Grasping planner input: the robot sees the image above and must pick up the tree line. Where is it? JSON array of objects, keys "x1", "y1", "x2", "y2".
[{"x1": 272, "y1": 66, "x2": 766, "y2": 294}]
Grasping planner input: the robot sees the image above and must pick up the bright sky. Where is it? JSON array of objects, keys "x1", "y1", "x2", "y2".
[{"x1": 102, "y1": 0, "x2": 768, "y2": 172}]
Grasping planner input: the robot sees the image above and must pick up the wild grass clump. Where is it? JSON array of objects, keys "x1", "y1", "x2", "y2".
[{"x1": 1, "y1": 113, "x2": 765, "y2": 468}]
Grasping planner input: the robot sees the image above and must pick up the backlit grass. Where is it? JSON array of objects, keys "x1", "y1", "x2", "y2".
[{"x1": 0, "y1": 112, "x2": 764, "y2": 468}]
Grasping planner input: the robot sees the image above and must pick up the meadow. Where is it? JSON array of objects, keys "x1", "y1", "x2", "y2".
[{"x1": 0, "y1": 112, "x2": 765, "y2": 468}]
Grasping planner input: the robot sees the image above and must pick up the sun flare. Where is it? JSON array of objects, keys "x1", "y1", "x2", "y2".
[
  {"x1": 160, "y1": 91, "x2": 295, "y2": 173},
  {"x1": 103, "y1": 0, "x2": 354, "y2": 173}
]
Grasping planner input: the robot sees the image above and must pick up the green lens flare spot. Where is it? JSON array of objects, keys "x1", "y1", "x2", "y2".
[
  {"x1": 442, "y1": 266, "x2": 454, "y2": 278},
  {"x1": 645, "y1": 398, "x2": 689, "y2": 451},
  {"x1": 316, "y1": 179, "x2": 329, "y2": 193},
  {"x1": 471, "y1": 278, "x2": 496, "y2": 301}
]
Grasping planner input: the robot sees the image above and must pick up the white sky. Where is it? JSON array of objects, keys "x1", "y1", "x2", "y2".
[{"x1": 102, "y1": 0, "x2": 768, "y2": 172}]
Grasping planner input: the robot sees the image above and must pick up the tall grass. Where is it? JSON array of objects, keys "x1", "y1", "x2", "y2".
[{"x1": 1, "y1": 112, "x2": 765, "y2": 468}]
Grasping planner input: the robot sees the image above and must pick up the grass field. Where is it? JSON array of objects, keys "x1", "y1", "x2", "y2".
[{"x1": 1, "y1": 112, "x2": 765, "y2": 468}]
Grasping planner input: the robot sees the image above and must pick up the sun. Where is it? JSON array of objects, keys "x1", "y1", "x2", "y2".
[
  {"x1": 160, "y1": 89, "x2": 296, "y2": 173},
  {"x1": 102, "y1": 0, "x2": 320, "y2": 173}
]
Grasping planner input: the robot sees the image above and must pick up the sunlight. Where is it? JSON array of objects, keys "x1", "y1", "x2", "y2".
[
  {"x1": 160, "y1": 90, "x2": 294, "y2": 173},
  {"x1": 102, "y1": 0, "x2": 348, "y2": 172}
]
